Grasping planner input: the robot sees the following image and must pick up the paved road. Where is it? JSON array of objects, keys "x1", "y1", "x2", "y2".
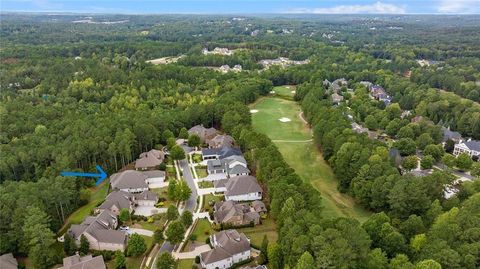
[{"x1": 179, "y1": 159, "x2": 198, "y2": 212}]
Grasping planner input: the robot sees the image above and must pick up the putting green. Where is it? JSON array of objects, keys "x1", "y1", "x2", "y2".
[{"x1": 252, "y1": 87, "x2": 371, "y2": 222}]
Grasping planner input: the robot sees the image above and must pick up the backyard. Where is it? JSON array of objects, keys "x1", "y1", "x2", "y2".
[
  {"x1": 251, "y1": 86, "x2": 371, "y2": 222},
  {"x1": 238, "y1": 217, "x2": 278, "y2": 247},
  {"x1": 57, "y1": 180, "x2": 110, "y2": 235},
  {"x1": 195, "y1": 166, "x2": 208, "y2": 178},
  {"x1": 202, "y1": 194, "x2": 223, "y2": 212}
]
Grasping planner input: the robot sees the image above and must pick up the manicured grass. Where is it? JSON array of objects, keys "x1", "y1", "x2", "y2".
[
  {"x1": 58, "y1": 181, "x2": 110, "y2": 235},
  {"x1": 273, "y1": 85, "x2": 295, "y2": 100},
  {"x1": 203, "y1": 194, "x2": 223, "y2": 211},
  {"x1": 195, "y1": 166, "x2": 208, "y2": 178},
  {"x1": 125, "y1": 235, "x2": 154, "y2": 269},
  {"x1": 177, "y1": 258, "x2": 195, "y2": 269},
  {"x1": 198, "y1": 181, "x2": 214, "y2": 188},
  {"x1": 238, "y1": 217, "x2": 278, "y2": 247},
  {"x1": 191, "y1": 218, "x2": 214, "y2": 243},
  {"x1": 193, "y1": 154, "x2": 203, "y2": 163},
  {"x1": 251, "y1": 96, "x2": 371, "y2": 222}
]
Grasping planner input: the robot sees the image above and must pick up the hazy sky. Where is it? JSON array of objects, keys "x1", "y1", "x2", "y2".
[{"x1": 2, "y1": 0, "x2": 480, "y2": 14}]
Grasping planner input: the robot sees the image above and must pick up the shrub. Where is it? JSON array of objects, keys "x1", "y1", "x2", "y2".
[{"x1": 195, "y1": 256, "x2": 200, "y2": 264}]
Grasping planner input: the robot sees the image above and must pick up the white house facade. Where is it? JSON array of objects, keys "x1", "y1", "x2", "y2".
[{"x1": 453, "y1": 140, "x2": 480, "y2": 159}]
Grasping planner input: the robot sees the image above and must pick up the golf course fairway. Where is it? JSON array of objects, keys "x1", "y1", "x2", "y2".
[{"x1": 251, "y1": 86, "x2": 371, "y2": 222}]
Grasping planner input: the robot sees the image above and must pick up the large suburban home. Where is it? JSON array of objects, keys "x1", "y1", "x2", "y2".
[
  {"x1": 60, "y1": 253, "x2": 106, "y2": 269},
  {"x1": 441, "y1": 127, "x2": 463, "y2": 144},
  {"x1": 67, "y1": 210, "x2": 128, "y2": 251},
  {"x1": 95, "y1": 190, "x2": 158, "y2": 216},
  {"x1": 135, "y1": 149, "x2": 164, "y2": 170},
  {"x1": 95, "y1": 191, "x2": 135, "y2": 215},
  {"x1": 142, "y1": 170, "x2": 166, "y2": 187},
  {"x1": 207, "y1": 155, "x2": 250, "y2": 179},
  {"x1": 110, "y1": 170, "x2": 149, "y2": 193},
  {"x1": 0, "y1": 253, "x2": 18, "y2": 269},
  {"x1": 188, "y1": 125, "x2": 218, "y2": 143},
  {"x1": 214, "y1": 200, "x2": 266, "y2": 226},
  {"x1": 200, "y1": 230, "x2": 251, "y2": 269},
  {"x1": 209, "y1": 134, "x2": 235, "y2": 148},
  {"x1": 224, "y1": 175, "x2": 262, "y2": 202},
  {"x1": 331, "y1": 93, "x2": 344, "y2": 104},
  {"x1": 454, "y1": 140, "x2": 480, "y2": 160},
  {"x1": 202, "y1": 147, "x2": 242, "y2": 161}
]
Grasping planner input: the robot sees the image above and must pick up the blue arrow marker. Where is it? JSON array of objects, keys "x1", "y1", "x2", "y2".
[{"x1": 61, "y1": 165, "x2": 108, "y2": 186}]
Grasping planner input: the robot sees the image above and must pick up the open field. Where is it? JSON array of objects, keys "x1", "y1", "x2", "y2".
[
  {"x1": 251, "y1": 89, "x2": 371, "y2": 222},
  {"x1": 272, "y1": 85, "x2": 296, "y2": 99}
]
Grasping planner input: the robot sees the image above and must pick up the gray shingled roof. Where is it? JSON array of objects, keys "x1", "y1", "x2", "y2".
[
  {"x1": 228, "y1": 165, "x2": 250, "y2": 175},
  {"x1": 61, "y1": 254, "x2": 106, "y2": 269},
  {"x1": 0, "y1": 253, "x2": 17, "y2": 269},
  {"x1": 464, "y1": 140, "x2": 480, "y2": 151},
  {"x1": 142, "y1": 170, "x2": 165, "y2": 179},
  {"x1": 68, "y1": 210, "x2": 126, "y2": 246},
  {"x1": 110, "y1": 170, "x2": 148, "y2": 190},
  {"x1": 139, "y1": 149, "x2": 164, "y2": 161},
  {"x1": 200, "y1": 230, "x2": 250, "y2": 264},
  {"x1": 208, "y1": 134, "x2": 235, "y2": 148},
  {"x1": 134, "y1": 190, "x2": 158, "y2": 201},
  {"x1": 213, "y1": 201, "x2": 259, "y2": 224},
  {"x1": 225, "y1": 176, "x2": 262, "y2": 196},
  {"x1": 135, "y1": 154, "x2": 162, "y2": 169},
  {"x1": 202, "y1": 147, "x2": 242, "y2": 159},
  {"x1": 442, "y1": 127, "x2": 462, "y2": 142},
  {"x1": 97, "y1": 191, "x2": 133, "y2": 211}
]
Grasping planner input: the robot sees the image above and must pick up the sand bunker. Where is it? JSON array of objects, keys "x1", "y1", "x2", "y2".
[
  {"x1": 250, "y1": 109, "x2": 259, "y2": 113},
  {"x1": 270, "y1": 90, "x2": 276, "y2": 94},
  {"x1": 279, "y1": 117, "x2": 291, "y2": 122},
  {"x1": 291, "y1": 90, "x2": 296, "y2": 94}
]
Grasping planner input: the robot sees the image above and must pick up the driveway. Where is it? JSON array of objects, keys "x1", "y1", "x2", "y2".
[
  {"x1": 172, "y1": 244, "x2": 211, "y2": 259},
  {"x1": 134, "y1": 206, "x2": 167, "y2": 216},
  {"x1": 199, "y1": 173, "x2": 227, "y2": 181},
  {"x1": 129, "y1": 228, "x2": 154, "y2": 237},
  {"x1": 149, "y1": 182, "x2": 168, "y2": 188}
]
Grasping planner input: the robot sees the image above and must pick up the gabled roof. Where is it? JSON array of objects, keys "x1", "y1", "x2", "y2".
[
  {"x1": 97, "y1": 191, "x2": 134, "y2": 211},
  {"x1": 201, "y1": 230, "x2": 250, "y2": 264},
  {"x1": 142, "y1": 170, "x2": 165, "y2": 179},
  {"x1": 188, "y1": 125, "x2": 218, "y2": 141},
  {"x1": 68, "y1": 210, "x2": 125, "y2": 246},
  {"x1": 441, "y1": 127, "x2": 462, "y2": 142},
  {"x1": 208, "y1": 134, "x2": 235, "y2": 148},
  {"x1": 214, "y1": 201, "x2": 259, "y2": 224},
  {"x1": 228, "y1": 165, "x2": 250, "y2": 175},
  {"x1": 61, "y1": 254, "x2": 106, "y2": 269},
  {"x1": 139, "y1": 149, "x2": 164, "y2": 161},
  {"x1": 202, "y1": 147, "x2": 242, "y2": 159},
  {"x1": 463, "y1": 140, "x2": 480, "y2": 151},
  {"x1": 252, "y1": 201, "x2": 266, "y2": 213},
  {"x1": 134, "y1": 190, "x2": 158, "y2": 201},
  {"x1": 110, "y1": 170, "x2": 148, "y2": 190},
  {"x1": 225, "y1": 176, "x2": 262, "y2": 196},
  {"x1": 135, "y1": 154, "x2": 162, "y2": 169}
]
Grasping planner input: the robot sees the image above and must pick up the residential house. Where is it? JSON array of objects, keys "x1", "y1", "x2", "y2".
[
  {"x1": 454, "y1": 140, "x2": 480, "y2": 160},
  {"x1": 95, "y1": 191, "x2": 135, "y2": 215},
  {"x1": 224, "y1": 175, "x2": 262, "y2": 201},
  {"x1": 110, "y1": 170, "x2": 149, "y2": 193},
  {"x1": 251, "y1": 201, "x2": 267, "y2": 215},
  {"x1": 202, "y1": 147, "x2": 242, "y2": 161},
  {"x1": 213, "y1": 179, "x2": 228, "y2": 193},
  {"x1": 441, "y1": 127, "x2": 463, "y2": 144},
  {"x1": 209, "y1": 135, "x2": 235, "y2": 148},
  {"x1": 67, "y1": 210, "x2": 128, "y2": 251},
  {"x1": 323, "y1": 79, "x2": 331, "y2": 87},
  {"x1": 401, "y1": 110, "x2": 412, "y2": 119},
  {"x1": 189, "y1": 125, "x2": 218, "y2": 143},
  {"x1": 331, "y1": 93, "x2": 344, "y2": 104},
  {"x1": 411, "y1": 116, "x2": 424, "y2": 123},
  {"x1": 351, "y1": 122, "x2": 368, "y2": 134},
  {"x1": 200, "y1": 230, "x2": 251, "y2": 269},
  {"x1": 135, "y1": 149, "x2": 164, "y2": 170},
  {"x1": 213, "y1": 200, "x2": 264, "y2": 226},
  {"x1": 60, "y1": 253, "x2": 106, "y2": 269},
  {"x1": 207, "y1": 155, "x2": 250, "y2": 179},
  {"x1": 0, "y1": 253, "x2": 17, "y2": 269},
  {"x1": 369, "y1": 85, "x2": 391, "y2": 104},
  {"x1": 134, "y1": 190, "x2": 158, "y2": 207},
  {"x1": 360, "y1": 81, "x2": 373, "y2": 88}
]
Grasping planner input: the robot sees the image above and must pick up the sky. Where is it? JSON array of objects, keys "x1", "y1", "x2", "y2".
[{"x1": 1, "y1": 0, "x2": 480, "y2": 14}]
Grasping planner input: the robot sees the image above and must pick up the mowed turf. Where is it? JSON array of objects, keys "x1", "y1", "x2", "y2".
[{"x1": 252, "y1": 89, "x2": 370, "y2": 222}]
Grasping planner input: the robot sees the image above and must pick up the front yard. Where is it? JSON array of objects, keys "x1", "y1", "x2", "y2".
[
  {"x1": 191, "y1": 218, "x2": 214, "y2": 243},
  {"x1": 202, "y1": 194, "x2": 223, "y2": 212},
  {"x1": 195, "y1": 166, "x2": 208, "y2": 178},
  {"x1": 177, "y1": 259, "x2": 195, "y2": 269},
  {"x1": 198, "y1": 180, "x2": 214, "y2": 189}
]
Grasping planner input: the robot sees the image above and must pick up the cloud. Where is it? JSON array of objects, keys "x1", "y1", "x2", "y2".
[
  {"x1": 287, "y1": 1, "x2": 406, "y2": 14},
  {"x1": 437, "y1": 0, "x2": 480, "y2": 14}
]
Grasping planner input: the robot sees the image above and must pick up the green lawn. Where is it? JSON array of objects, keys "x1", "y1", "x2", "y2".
[
  {"x1": 238, "y1": 217, "x2": 278, "y2": 247},
  {"x1": 58, "y1": 181, "x2": 110, "y2": 235},
  {"x1": 195, "y1": 166, "x2": 208, "y2": 178},
  {"x1": 202, "y1": 194, "x2": 223, "y2": 212},
  {"x1": 251, "y1": 96, "x2": 371, "y2": 222},
  {"x1": 273, "y1": 85, "x2": 295, "y2": 100},
  {"x1": 191, "y1": 218, "x2": 214, "y2": 243},
  {"x1": 198, "y1": 181, "x2": 214, "y2": 188},
  {"x1": 177, "y1": 258, "x2": 195, "y2": 269}
]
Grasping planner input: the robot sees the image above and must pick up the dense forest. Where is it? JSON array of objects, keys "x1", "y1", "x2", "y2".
[{"x1": 1, "y1": 13, "x2": 479, "y2": 269}]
